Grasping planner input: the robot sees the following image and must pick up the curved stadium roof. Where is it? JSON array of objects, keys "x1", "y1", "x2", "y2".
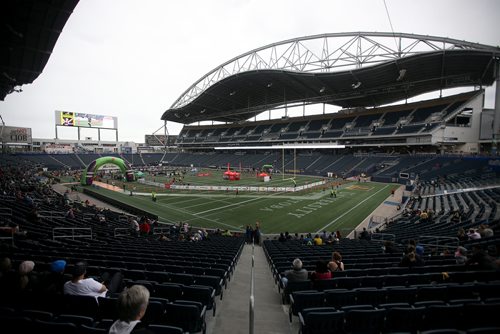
[
  {"x1": 162, "y1": 32, "x2": 500, "y2": 124},
  {"x1": 0, "y1": 0, "x2": 79, "y2": 101}
]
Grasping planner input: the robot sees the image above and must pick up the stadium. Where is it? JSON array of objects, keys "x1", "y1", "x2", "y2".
[{"x1": 1, "y1": 1, "x2": 500, "y2": 333}]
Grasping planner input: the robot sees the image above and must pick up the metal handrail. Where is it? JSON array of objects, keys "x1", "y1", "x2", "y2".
[
  {"x1": 114, "y1": 228, "x2": 132, "y2": 237},
  {"x1": 418, "y1": 235, "x2": 459, "y2": 251},
  {"x1": 0, "y1": 227, "x2": 14, "y2": 246},
  {"x1": 152, "y1": 227, "x2": 171, "y2": 235},
  {"x1": 370, "y1": 233, "x2": 396, "y2": 242},
  {"x1": 39, "y1": 211, "x2": 65, "y2": 219},
  {"x1": 52, "y1": 227, "x2": 92, "y2": 240}
]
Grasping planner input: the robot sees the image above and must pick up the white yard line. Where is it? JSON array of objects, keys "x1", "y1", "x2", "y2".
[
  {"x1": 133, "y1": 195, "x2": 237, "y2": 230},
  {"x1": 182, "y1": 197, "x2": 233, "y2": 209},
  {"x1": 194, "y1": 196, "x2": 276, "y2": 215}
]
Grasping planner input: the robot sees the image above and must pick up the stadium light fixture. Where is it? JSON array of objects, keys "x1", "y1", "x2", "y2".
[
  {"x1": 229, "y1": 91, "x2": 236, "y2": 96},
  {"x1": 267, "y1": 83, "x2": 273, "y2": 88},
  {"x1": 200, "y1": 109, "x2": 206, "y2": 114},
  {"x1": 319, "y1": 87, "x2": 326, "y2": 93},
  {"x1": 3, "y1": 72, "x2": 17, "y2": 82},
  {"x1": 351, "y1": 81, "x2": 362, "y2": 89},
  {"x1": 396, "y1": 68, "x2": 407, "y2": 81}
]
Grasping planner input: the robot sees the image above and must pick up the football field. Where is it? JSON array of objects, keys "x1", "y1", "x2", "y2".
[{"x1": 82, "y1": 176, "x2": 399, "y2": 235}]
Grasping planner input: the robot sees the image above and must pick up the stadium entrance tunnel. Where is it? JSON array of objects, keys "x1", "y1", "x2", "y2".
[{"x1": 81, "y1": 156, "x2": 135, "y2": 186}]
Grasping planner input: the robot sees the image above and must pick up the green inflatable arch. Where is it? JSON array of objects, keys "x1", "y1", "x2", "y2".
[{"x1": 81, "y1": 156, "x2": 135, "y2": 186}]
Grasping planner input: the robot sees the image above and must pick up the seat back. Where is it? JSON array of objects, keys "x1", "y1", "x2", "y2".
[
  {"x1": 182, "y1": 285, "x2": 216, "y2": 315},
  {"x1": 142, "y1": 300, "x2": 165, "y2": 325},
  {"x1": 282, "y1": 280, "x2": 312, "y2": 304},
  {"x1": 34, "y1": 319, "x2": 78, "y2": 334},
  {"x1": 148, "y1": 324, "x2": 184, "y2": 334},
  {"x1": 154, "y1": 283, "x2": 183, "y2": 302},
  {"x1": 290, "y1": 291, "x2": 325, "y2": 320},
  {"x1": 424, "y1": 304, "x2": 463, "y2": 330},
  {"x1": 355, "y1": 288, "x2": 387, "y2": 306},
  {"x1": 64, "y1": 294, "x2": 99, "y2": 318},
  {"x1": 56, "y1": 314, "x2": 95, "y2": 327},
  {"x1": 345, "y1": 308, "x2": 386, "y2": 334},
  {"x1": 97, "y1": 297, "x2": 118, "y2": 320},
  {"x1": 301, "y1": 309, "x2": 345, "y2": 334},
  {"x1": 324, "y1": 289, "x2": 356, "y2": 308},
  {"x1": 164, "y1": 302, "x2": 205, "y2": 333},
  {"x1": 385, "y1": 306, "x2": 425, "y2": 332}
]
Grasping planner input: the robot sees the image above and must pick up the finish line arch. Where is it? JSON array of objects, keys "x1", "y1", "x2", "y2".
[{"x1": 81, "y1": 156, "x2": 135, "y2": 186}]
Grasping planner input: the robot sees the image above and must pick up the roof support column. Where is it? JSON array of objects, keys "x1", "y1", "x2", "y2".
[
  {"x1": 284, "y1": 87, "x2": 287, "y2": 117},
  {"x1": 493, "y1": 61, "x2": 500, "y2": 156},
  {"x1": 164, "y1": 120, "x2": 168, "y2": 150}
]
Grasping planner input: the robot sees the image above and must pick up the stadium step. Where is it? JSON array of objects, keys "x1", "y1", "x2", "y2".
[{"x1": 209, "y1": 243, "x2": 294, "y2": 334}]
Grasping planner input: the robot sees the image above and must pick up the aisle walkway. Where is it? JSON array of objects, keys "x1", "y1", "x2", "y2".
[
  {"x1": 210, "y1": 244, "x2": 297, "y2": 334},
  {"x1": 52, "y1": 183, "x2": 126, "y2": 213}
]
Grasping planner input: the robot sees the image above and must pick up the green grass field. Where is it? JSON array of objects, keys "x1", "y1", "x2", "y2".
[{"x1": 78, "y1": 172, "x2": 399, "y2": 235}]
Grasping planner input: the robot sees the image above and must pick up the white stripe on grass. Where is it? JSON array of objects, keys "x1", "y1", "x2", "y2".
[
  {"x1": 133, "y1": 194, "x2": 238, "y2": 230},
  {"x1": 181, "y1": 197, "x2": 233, "y2": 209},
  {"x1": 194, "y1": 195, "x2": 277, "y2": 215},
  {"x1": 315, "y1": 184, "x2": 390, "y2": 233}
]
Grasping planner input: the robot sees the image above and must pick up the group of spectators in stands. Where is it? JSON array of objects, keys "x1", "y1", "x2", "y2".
[
  {"x1": 0, "y1": 255, "x2": 154, "y2": 333},
  {"x1": 276, "y1": 230, "x2": 343, "y2": 245},
  {"x1": 281, "y1": 251, "x2": 345, "y2": 287},
  {"x1": 279, "y1": 233, "x2": 500, "y2": 291},
  {"x1": 244, "y1": 222, "x2": 261, "y2": 245}
]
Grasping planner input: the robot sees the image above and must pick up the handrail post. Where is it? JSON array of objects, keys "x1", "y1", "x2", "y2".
[{"x1": 249, "y1": 241, "x2": 255, "y2": 334}]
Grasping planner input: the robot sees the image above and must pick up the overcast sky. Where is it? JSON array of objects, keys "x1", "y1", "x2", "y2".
[{"x1": 1, "y1": 0, "x2": 499, "y2": 143}]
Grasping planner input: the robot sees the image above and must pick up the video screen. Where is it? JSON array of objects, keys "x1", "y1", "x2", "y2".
[{"x1": 58, "y1": 111, "x2": 117, "y2": 129}]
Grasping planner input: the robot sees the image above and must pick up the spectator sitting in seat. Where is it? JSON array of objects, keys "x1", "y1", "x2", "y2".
[
  {"x1": 26, "y1": 207, "x2": 40, "y2": 223},
  {"x1": 383, "y1": 240, "x2": 399, "y2": 254},
  {"x1": 454, "y1": 246, "x2": 468, "y2": 264},
  {"x1": 303, "y1": 233, "x2": 313, "y2": 245},
  {"x1": 313, "y1": 234, "x2": 323, "y2": 245},
  {"x1": 451, "y1": 210, "x2": 461, "y2": 223},
  {"x1": 64, "y1": 261, "x2": 123, "y2": 298},
  {"x1": 310, "y1": 260, "x2": 332, "y2": 280},
  {"x1": 478, "y1": 224, "x2": 494, "y2": 238},
  {"x1": 0, "y1": 256, "x2": 16, "y2": 295},
  {"x1": 17, "y1": 260, "x2": 39, "y2": 292},
  {"x1": 466, "y1": 245, "x2": 499, "y2": 270},
  {"x1": 65, "y1": 207, "x2": 75, "y2": 220},
  {"x1": 109, "y1": 285, "x2": 154, "y2": 334},
  {"x1": 281, "y1": 258, "x2": 308, "y2": 288},
  {"x1": 467, "y1": 228, "x2": 481, "y2": 240},
  {"x1": 0, "y1": 256, "x2": 13, "y2": 281},
  {"x1": 327, "y1": 251, "x2": 345, "y2": 272},
  {"x1": 406, "y1": 239, "x2": 424, "y2": 257},
  {"x1": 419, "y1": 210, "x2": 429, "y2": 223},
  {"x1": 457, "y1": 228, "x2": 468, "y2": 242},
  {"x1": 399, "y1": 250, "x2": 425, "y2": 267},
  {"x1": 129, "y1": 217, "x2": 140, "y2": 236},
  {"x1": 139, "y1": 220, "x2": 151, "y2": 236},
  {"x1": 41, "y1": 260, "x2": 68, "y2": 294}
]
